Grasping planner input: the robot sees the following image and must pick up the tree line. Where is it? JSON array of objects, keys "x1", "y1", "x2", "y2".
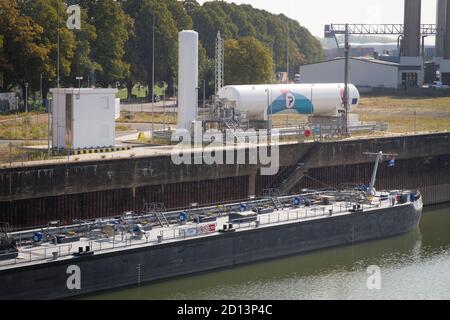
[{"x1": 0, "y1": 0, "x2": 324, "y2": 103}]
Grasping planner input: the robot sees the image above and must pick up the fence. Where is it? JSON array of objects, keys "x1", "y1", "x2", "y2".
[{"x1": 0, "y1": 198, "x2": 391, "y2": 267}]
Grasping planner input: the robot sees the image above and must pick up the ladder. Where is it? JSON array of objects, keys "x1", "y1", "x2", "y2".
[
  {"x1": 271, "y1": 197, "x2": 283, "y2": 211},
  {"x1": 262, "y1": 189, "x2": 283, "y2": 211},
  {"x1": 223, "y1": 119, "x2": 246, "y2": 144},
  {"x1": 144, "y1": 203, "x2": 170, "y2": 227}
]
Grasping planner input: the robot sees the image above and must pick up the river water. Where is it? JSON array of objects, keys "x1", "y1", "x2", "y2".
[{"x1": 85, "y1": 204, "x2": 450, "y2": 300}]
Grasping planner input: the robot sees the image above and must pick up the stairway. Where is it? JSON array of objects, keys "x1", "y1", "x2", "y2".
[
  {"x1": 144, "y1": 203, "x2": 170, "y2": 227},
  {"x1": 223, "y1": 118, "x2": 246, "y2": 144},
  {"x1": 271, "y1": 197, "x2": 283, "y2": 211},
  {"x1": 278, "y1": 142, "x2": 320, "y2": 194}
]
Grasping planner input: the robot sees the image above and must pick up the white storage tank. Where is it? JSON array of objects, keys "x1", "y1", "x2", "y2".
[
  {"x1": 178, "y1": 30, "x2": 199, "y2": 130},
  {"x1": 217, "y1": 83, "x2": 360, "y2": 120}
]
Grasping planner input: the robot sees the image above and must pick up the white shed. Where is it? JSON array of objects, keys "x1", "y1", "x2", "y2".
[
  {"x1": 299, "y1": 58, "x2": 400, "y2": 89},
  {"x1": 50, "y1": 88, "x2": 118, "y2": 150}
]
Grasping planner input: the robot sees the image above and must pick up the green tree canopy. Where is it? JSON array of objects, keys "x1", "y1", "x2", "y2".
[
  {"x1": 0, "y1": 0, "x2": 50, "y2": 92},
  {"x1": 224, "y1": 37, "x2": 274, "y2": 85},
  {"x1": 85, "y1": 0, "x2": 130, "y2": 86},
  {"x1": 122, "y1": 0, "x2": 180, "y2": 97}
]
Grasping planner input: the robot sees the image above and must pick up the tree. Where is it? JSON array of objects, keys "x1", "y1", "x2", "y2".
[
  {"x1": 188, "y1": 1, "x2": 324, "y2": 80},
  {"x1": 20, "y1": 0, "x2": 76, "y2": 99},
  {"x1": 86, "y1": 0, "x2": 130, "y2": 87},
  {"x1": 123, "y1": 0, "x2": 178, "y2": 97},
  {"x1": 67, "y1": 5, "x2": 99, "y2": 88},
  {"x1": 0, "y1": 0, "x2": 50, "y2": 98},
  {"x1": 166, "y1": 0, "x2": 193, "y2": 31},
  {"x1": 224, "y1": 37, "x2": 274, "y2": 85}
]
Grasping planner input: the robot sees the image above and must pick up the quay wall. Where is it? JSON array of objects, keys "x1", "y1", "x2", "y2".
[{"x1": 0, "y1": 133, "x2": 449, "y2": 229}]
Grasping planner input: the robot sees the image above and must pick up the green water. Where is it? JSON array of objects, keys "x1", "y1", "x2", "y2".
[{"x1": 85, "y1": 204, "x2": 450, "y2": 300}]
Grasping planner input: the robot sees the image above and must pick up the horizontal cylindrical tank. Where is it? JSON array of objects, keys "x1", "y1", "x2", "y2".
[
  {"x1": 178, "y1": 30, "x2": 198, "y2": 130},
  {"x1": 217, "y1": 83, "x2": 360, "y2": 120}
]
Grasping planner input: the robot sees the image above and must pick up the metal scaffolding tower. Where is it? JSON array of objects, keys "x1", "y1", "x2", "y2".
[{"x1": 215, "y1": 31, "x2": 224, "y2": 94}]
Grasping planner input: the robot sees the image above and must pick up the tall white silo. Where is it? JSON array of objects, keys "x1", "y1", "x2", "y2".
[{"x1": 177, "y1": 30, "x2": 198, "y2": 130}]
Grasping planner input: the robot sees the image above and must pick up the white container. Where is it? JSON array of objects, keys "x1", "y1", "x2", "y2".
[
  {"x1": 178, "y1": 30, "x2": 198, "y2": 130},
  {"x1": 217, "y1": 83, "x2": 360, "y2": 120},
  {"x1": 50, "y1": 88, "x2": 118, "y2": 149}
]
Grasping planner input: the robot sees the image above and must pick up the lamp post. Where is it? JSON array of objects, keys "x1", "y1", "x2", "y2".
[
  {"x1": 25, "y1": 82, "x2": 29, "y2": 115},
  {"x1": 40, "y1": 74, "x2": 43, "y2": 111},
  {"x1": 76, "y1": 77, "x2": 83, "y2": 89},
  {"x1": 163, "y1": 83, "x2": 166, "y2": 131},
  {"x1": 76, "y1": 77, "x2": 83, "y2": 99},
  {"x1": 151, "y1": 10, "x2": 155, "y2": 136},
  {"x1": 203, "y1": 79, "x2": 206, "y2": 109}
]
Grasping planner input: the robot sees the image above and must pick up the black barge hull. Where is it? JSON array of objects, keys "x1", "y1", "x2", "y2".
[{"x1": 0, "y1": 201, "x2": 422, "y2": 300}]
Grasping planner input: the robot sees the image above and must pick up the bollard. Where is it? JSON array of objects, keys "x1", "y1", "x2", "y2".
[
  {"x1": 157, "y1": 235, "x2": 163, "y2": 243},
  {"x1": 255, "y1": 220, "x2": 260, "y2": 228},
  {"x1": 52, "y1": 251, "x2": 58, "y2": 260}
]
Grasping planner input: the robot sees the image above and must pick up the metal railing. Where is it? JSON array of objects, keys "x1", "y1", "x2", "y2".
[{"x1": 1, "y1": 198, "x2": 394, "y2": 267}]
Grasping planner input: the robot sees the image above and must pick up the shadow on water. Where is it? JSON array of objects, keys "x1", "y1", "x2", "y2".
[{"x1": 83, "y1": 204, "x2": 450, "y2": 300}]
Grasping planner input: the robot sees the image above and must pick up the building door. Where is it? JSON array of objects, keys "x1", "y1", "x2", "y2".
[{"x1": 65, "y1": 94, "x2": 73, "y2": 149}]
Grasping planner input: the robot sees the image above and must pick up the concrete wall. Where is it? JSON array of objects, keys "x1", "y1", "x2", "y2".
[
  {"x1": 299, "y1": 59, "x2": 399, "y2": 88},
  {"x1": 0, "y1": 133, "x2": 448, "y2": 229},
  {"x1": 0, "y1": 202, "x2": 421, "y2": 300}
]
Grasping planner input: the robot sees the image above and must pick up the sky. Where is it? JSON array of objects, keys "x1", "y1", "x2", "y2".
[{"x1": 196, "y1": 0, "x2": 437, "y2": 39}]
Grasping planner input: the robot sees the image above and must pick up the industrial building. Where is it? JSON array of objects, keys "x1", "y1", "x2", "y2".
[
  {"x1": 435, "y1": 0, "x2": 450, "y2": 84},
  {"x1": 51, "y1": 88, "x2": 118, "y2": 150},
  {"x1": 319, "y1": 0, "x2": 450, "y2": 88},
  {"x1": 299, "y1": 58, "x2": 400, "y2": 89}
]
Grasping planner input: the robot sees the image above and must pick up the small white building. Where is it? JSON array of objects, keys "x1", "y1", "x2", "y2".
[
  {"x1": 50, "y1": 88, "x2": 118, "y2": 150},
  {"x1": 299, "y1": 57, "x2": 400, "y2": 89}
]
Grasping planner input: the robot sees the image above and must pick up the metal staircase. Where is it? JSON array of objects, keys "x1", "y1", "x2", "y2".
[
  {"x1": 223, "y1": 118, "x2": 246, "y2": 144},
  {"x1": 144, "y1": 202, "x2": 169, "y2": 227},
  {"x1": 269, "y1": 142, "x2": 320, "y2": 194},
  {"x1": 262, "y1": 189, "x2": 283, "y2": 211}
]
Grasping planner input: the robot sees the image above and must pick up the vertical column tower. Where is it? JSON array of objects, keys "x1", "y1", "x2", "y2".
[
  {"x1": 177, "y1": 30, "x2": 199, "y2": 130},
  {"x1": 435, "y1": 0, "x2": 447, "y2": 58},
  {"x1": 399, "y1": 0, "x2": 423, "y2": 87}
]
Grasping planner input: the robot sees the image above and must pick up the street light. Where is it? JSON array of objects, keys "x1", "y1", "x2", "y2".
[
  {"x1": 151, "y1": 11, "x2": 155, "y2": 136},
  {"x1": 203, "y1": 79, "x2": 206, "y2": 109},
  {"x1": 25, "y1": 82, "x2": 29, "y2": 114},
  {"x1": 40, "y1": 74, "x2": 43, "y2": 111},
  {"x1": 76, "y1": 76, "x2": 83, "y2": 99}
]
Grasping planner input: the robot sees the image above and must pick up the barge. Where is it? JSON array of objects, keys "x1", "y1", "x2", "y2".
[{"x1": 0, "y1": 152, "x2": 423, "y2": 299}]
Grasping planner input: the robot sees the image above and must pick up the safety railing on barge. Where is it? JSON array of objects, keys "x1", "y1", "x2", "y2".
[{"x1": 0, "y1": 200, "x2": 391, "y2": 267}]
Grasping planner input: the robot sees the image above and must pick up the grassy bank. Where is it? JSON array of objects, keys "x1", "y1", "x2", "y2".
[{"x1": 356, "y1": 96, "x2": 450, "y2": 133}]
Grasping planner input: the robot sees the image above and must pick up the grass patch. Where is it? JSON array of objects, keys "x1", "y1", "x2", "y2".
[
  {"x1": 115, "y1": 124, "x2": 133, "y2": 132},
  {"x1": 0, "y1": 114, "x2": 49, "y2": 140},
  {"x1": 117, "y1": 112, "x2": 177, "y2": 124},
  {"x1": 358, "y1": 96, "x2": 450, "y2": 113},
  {"x1": 356, "y1": 95, "x2": 450, "y2": 133}
]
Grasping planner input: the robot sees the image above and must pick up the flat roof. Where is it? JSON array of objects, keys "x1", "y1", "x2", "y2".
[{"x1": 301, "y1": 57, "x2": 400, "y2": 67}]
